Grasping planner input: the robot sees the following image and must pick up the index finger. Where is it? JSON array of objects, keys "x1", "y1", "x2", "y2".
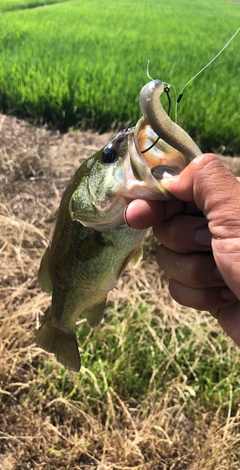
[{"x1": 124, "y1": 199, "x2": 202, "y2": 229}]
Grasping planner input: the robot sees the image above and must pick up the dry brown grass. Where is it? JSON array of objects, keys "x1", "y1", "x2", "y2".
[{"x1": 1, "y1": 114, "x2": 240, "y2": 469}]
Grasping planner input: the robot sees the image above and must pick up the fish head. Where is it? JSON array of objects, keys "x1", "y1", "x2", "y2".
[
  {"x1": 70, "y1": 127, "x2": 134, "y2": 230},
  {"x1": 70, "y1": 118, "x2": 191, "y2": 230}
]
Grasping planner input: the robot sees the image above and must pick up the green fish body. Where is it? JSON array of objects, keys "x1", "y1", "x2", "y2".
[{"x1": 36, "y1": 131, "x2": 146, "y2": 371}]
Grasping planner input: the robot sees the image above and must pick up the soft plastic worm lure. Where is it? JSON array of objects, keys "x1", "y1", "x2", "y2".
[{"x1": 139, "y1": 80, "x2": 201, "y2": 163}]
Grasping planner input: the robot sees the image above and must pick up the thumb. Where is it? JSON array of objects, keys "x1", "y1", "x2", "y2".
[{"x1": 161, "y1": 153, "x2": 240, "y2": 299}]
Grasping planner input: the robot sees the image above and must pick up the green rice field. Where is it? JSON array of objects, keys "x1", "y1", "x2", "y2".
[{"x1": 0, "y1": 0, "x2": 240, "y2": 152}]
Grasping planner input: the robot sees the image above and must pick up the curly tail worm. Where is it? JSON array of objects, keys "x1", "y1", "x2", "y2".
[{"x1": 139, "y1": 80, "x2": 201, "y2": 163}]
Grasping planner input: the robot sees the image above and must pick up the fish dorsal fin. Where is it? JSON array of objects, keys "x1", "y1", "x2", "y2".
[
  {"x1": 84, "y1": 300, "x2": 106, "y2": 328},
  {"x1": 130, "y1": 245, "x2": 143, "y2": 269},
  {"x1": 38, "y1": 246, "x2": 53, "y2": 293}
]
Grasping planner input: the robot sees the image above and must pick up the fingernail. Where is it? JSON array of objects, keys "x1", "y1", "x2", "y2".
[
  {"x1": 124, "y1": 205, "x2": 131, "y2": 227},
  {"x1": 221, "y1": 287, "x2": 237, "y2": 301},
  {"x1": 159, "y1": 178, "x2": 173, "y2": 189},
  {"x1": 195, "y1": 225, "x2": 212, "y2": 247}
]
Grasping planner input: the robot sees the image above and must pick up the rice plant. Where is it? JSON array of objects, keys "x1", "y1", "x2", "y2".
[{"x1": 0, "y1": 0, "x2": 239, "y2": 151}]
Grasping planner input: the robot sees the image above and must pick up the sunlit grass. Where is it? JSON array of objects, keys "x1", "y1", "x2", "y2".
[
  {"x1": 26, "y1": 298, "x2": 240, "y2": 418},
  {"x1": 0, "y1": 0, "x2": 239, "y2": 152},
  {"x1": 77, "y1": 303, "x2": 240, "y2": 411}
]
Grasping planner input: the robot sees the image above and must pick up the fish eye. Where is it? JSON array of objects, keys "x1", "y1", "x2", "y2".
[{"x1": 102, "y1": 146, "x2": 118, "y2": 164}]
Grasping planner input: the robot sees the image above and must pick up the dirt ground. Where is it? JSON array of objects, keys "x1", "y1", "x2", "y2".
[{"x1": 1, "y1": 113, "x2": 240, "y2": 470}]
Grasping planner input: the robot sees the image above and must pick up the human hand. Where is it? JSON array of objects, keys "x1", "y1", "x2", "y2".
[{"x1": 125, "y1": 154, "x2": 240, "y2": 347}]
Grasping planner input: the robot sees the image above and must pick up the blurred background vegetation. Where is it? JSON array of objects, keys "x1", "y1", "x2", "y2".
[{"x1": 0, "y1": 0, "x2": 239, "y2": 152}]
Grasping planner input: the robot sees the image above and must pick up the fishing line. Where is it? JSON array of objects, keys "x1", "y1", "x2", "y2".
[
  {"x1": 144, "y1": 60, "x2": 178, "y2": 151},
  {"x1": 147, "y1": 60, "x2": 178, "y2": 119},
  {"x1": 177, "y1": 27, "x2": 240, "y2": 104},
  {"x1": 146, "y1": 59, "x2": 154, "y2": 81}
]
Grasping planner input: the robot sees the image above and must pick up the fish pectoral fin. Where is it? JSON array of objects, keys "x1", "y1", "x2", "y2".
[
  {"x1": 116, "y1": 245, "x2": 143, "y2": 280},
  {"x1": 38, "y1": 246, "x2": 53, "y2": 293},
  {"x1": 130, "y1": 245, "x2": 143, "y2": 269},
  {"x1": 84, "y1": 300, "x2": 106, "y2": 328},
  {"x1": 35, "y1": 318, "x2": 81, "y2": 372}
]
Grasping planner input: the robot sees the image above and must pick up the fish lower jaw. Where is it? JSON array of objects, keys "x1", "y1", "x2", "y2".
[{"x1": 78, "y1": 211, "x2": 126, "y2": 231}]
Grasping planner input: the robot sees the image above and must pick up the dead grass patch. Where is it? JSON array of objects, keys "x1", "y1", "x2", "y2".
[{"x1": 1, "y1": 114, "x2": 240, "y2": 469}]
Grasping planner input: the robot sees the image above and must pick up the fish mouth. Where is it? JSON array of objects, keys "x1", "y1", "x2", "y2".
[
  {"x1": 126, "y1": 116, "x2": 190, "y2": 199},
  {"x1": 127, "y1": 79, "x2": 201, "y2": 199}
]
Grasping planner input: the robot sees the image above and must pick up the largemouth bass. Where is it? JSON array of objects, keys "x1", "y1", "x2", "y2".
[{"x1": 36, "y1": 80, "x2": 201, "y2": 371}]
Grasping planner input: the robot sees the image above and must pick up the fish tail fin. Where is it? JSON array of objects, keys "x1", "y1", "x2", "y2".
[{"x1": 35, "y1": 319, "x2": 81, "y2": 372}]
